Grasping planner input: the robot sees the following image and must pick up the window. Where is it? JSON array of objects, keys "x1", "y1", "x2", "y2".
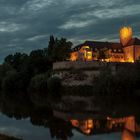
[
  {"x1": 114, "y1": 49, "x2": 117, "y2": 52},
  {"x1": 118, "y1": 49, "x2": 121, "y2": 52}
]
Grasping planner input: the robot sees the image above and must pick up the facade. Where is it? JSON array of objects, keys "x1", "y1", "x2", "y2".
[{"x1": 70, "y1": 27, "x2": 140, "y2": 63}]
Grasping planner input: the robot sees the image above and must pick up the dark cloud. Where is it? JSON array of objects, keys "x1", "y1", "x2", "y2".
[{"x1": 0, "y1": 0, "x2": 140, "y2": 62}]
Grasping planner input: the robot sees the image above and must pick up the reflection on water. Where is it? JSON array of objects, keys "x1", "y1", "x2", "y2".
[
  {"x1": 71, "y1": 119, "x2": 93, "y2": 134},
  {"x1": 70, "y1": 116, "x2": 137, "y2": 140},
  {"x1": 0, "y1": 93, "x2": 140, "y2": 140}
]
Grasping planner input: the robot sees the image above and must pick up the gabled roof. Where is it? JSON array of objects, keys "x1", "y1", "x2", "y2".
[
  {"x1": 72, "y1": 40, "x2": 123, "y2": 52},
  {"x1": 108, "y1": 42, "x2": 122, "y2": 48},
  {"x1": 125, "y1": 37, "x2": 140, "y2": 46},
  {"x1": 84, "y1": 41, "x2": 109, "y2": 49}
]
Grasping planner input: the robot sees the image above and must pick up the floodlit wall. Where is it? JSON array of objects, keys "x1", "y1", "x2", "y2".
[
  {"x1": 70, "y1": 46, "x2": 93, "y2": 61},
  {"x1": 70, "y1": 52, "x2": 78, "y2": 61},
  {"x1": 123, "y1": 45, "x2": 134, "y2": 62},
  {"x1": 108, "y1": 49, "x2": 124, "y2": 62},
  {"x1": 134, "y1": 45, "x2": 140, "y2": 60},
  {"x1": 109, "y1": 53, "x2": 124, "y2": 62}
]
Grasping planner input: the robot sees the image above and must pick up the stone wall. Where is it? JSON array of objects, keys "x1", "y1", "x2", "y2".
[
  {"x1": 53, "y1": 61, "x2": 133, "y2": 86},
  {"x1": 53, "y1": 61, "x2": 107, "y2": 70}
]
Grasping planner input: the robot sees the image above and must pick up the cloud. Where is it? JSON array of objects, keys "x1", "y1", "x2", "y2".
[
  {"x1": 20, "y1": 0, "x2": 56, "y2": 13},
  {"x1": 93, "y1": 4, "x2": 140, "y2": 19},
  {"x1": 0, "y1": 0, "x2": 139, "y2": 62},
  {"x1": 27, "y1": 34, "x2": 48, "y2": 41},
  {"x1": 0, "y1": 22, "x2": 26, "y2": 32},
  {"x1": 59, "y1": 20, "x2": 95, "y2": 29}
]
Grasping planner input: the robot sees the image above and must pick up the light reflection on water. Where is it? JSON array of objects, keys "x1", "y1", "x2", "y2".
[
  {"x1": 0, "y1": 113, "x2": 139, "y2": 140},
  {"x1": 70, "y1": 116, "x2": 137, "y2": 140}
]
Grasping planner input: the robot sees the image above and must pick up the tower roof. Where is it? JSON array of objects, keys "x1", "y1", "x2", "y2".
[{"x1": 124, "y1": 37, "x2": 140, "y2": 46}]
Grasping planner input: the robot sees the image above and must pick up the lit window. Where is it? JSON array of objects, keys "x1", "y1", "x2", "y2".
[
  {"x1": 87, "y1": 51, "x2": 92, "y2": 60},
  {"x1": 114, "y1": 49, "x2": 117, "y2": 52}
]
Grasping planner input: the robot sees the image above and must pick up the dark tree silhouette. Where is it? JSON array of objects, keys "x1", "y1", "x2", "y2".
[
  {"x1": 4, "y1": 53, "x2": 28, "y2": 71},
  {"x1": 52, "y1": 38, "x2": 72, "y2": 61},
  {"x1": 48, "y1": 35, "x2": 55, "y2": 60}
]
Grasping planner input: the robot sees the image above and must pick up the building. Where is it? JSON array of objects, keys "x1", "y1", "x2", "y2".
[{"x1": 70, "y1": 26, "x2": 140, "y2": 63}]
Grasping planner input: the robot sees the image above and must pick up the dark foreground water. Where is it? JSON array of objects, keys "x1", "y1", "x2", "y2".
[
  {"x1": 0, "y1": 112, "x2": 140, "y2": 140},
  {"x1": 0, "y1": 113, "x2": 121, "y2": 140},
  {"x1": 0, "y1": 93, "x2": 140, "y2": 140}
]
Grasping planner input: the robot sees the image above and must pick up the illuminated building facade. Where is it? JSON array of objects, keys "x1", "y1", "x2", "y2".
[{"x1": 70, "y1": 26, "x2": 140, "y2": 63}]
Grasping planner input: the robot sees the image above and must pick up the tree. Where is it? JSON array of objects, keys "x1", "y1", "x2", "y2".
[
  {"x1": 47, "y1": 36, "x2": 72, "y2": 62},
  {"x1": 51, "y1": 38, "x2": 72, "y2": 62},
  {"x1": 4, "y1": 53, "x2": 28, "y2": 71},
  {"x1": 28, "y1": 49, "x2": 52, "y2": 75},
  {"x1": 48, "y1": 35, "x2": 55, "y2": 59}
]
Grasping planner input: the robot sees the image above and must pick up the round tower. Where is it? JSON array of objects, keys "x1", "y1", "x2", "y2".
[{"x1": 120, "y1": 26, "x2": 133, "y2": 46}]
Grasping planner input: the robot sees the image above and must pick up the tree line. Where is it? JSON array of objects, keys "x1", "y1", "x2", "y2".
[{"x1": 0, "y1": 36, "x2": 72, "y2": 105}]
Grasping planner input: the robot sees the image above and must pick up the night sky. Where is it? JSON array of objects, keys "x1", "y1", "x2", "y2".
[{"x1": 0, "y1": 0, "x2": 140, "y2": 62}]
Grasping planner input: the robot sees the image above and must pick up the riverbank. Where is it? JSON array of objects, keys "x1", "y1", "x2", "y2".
[{"x1": 0, "y1": 134, "x2": 21, "y2": 140}]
